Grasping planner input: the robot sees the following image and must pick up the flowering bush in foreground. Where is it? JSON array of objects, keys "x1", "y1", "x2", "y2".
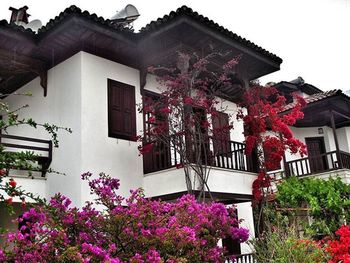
[
  {"x1": 327, "y1": 225, "x2": 350, "y2": 263},
  {"x1": 0, "y1": 173, "x2": 249, "y2": 262}
]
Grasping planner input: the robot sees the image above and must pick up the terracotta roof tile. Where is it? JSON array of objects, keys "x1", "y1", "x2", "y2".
[{"x1": 283, "y1": 89, "x2": 343, "y2": 111}]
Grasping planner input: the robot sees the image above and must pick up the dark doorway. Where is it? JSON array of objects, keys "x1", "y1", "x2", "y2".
[
  {"x1": 222, "y1": 207, "x2": 241, "y2": 256},
  {"x1": 305, "y1": 137, "x2": 328, "y2": 173}
]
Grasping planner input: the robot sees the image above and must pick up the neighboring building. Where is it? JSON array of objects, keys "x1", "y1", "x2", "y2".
[
  {"x1": 0, "y1": 5, "x2": 283, "y2": 254},
  {"x1": 271, "y1": 78, "x2": 350, "y2": 182}
]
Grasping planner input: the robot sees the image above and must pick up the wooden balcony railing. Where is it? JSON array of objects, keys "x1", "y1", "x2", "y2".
[
  {"x1": 285, "y1": 150, "x2": 350, "y2": 177},
  {"x1": 0, "y1": 134, "x2": 52, "y2": 176},
  {"x1": 225, "y1": 253, "x2": 256, "y2": 263},
  {"x1": 143, "y1": 135, "x2": 258, "y2": 174}
]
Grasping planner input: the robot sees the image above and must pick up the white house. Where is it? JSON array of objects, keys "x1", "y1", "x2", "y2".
[
  {"x1": 0, "y1": 5, "x2": 285, "y2": 256},
  {"x1": 269, "y1": 77, "x2": 350, "y2": 182}
]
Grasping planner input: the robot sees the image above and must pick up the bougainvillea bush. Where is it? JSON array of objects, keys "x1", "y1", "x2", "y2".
[
  {"x1": 238, "y1": 84, "x2": 307, "y2": 203},
  {"x1": 0, "y1": 172, "x2": 249, "y2": 262}
]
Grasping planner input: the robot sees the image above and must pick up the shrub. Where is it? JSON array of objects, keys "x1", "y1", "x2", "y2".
[
  {"x1": 0, "y1": 172, "x2": 249, "y2": 262},
  {"x1": 250, "y1": 222, "x2": 329, "y2": 263}
]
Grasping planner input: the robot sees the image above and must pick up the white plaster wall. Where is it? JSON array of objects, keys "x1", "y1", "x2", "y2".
[
  {"x1": 220, "y1": 99, "x2": 246, "y2": 143},
  {"x1": 236, "y1": 201, "x2": 255, "y2": 253},
  {"x1": 0, "y1": 176, "x2": 46, "y2": 203},
  {"x1": 337, "y1": 127, "x2": 350, "y2": 152},
  {"x1": 144, "y1": 166, "x2": 255, "y2": 197},
  {"x1": 4, "y1": 53, "x2": 83, "y2": 205},
  {"x1": 345, "y1": 127, "x2": 350, "y2": 152},
  {"x1": 143, "y1": 167, "x2": 189, "y2": 197},
  {"x1": 80, "y1": 52, "x2": 144, "y2": 206},
  {"x1": 206, "y1": 168, "x2": 256, "y2": 195}
]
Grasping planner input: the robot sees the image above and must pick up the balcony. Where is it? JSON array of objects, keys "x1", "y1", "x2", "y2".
[
  {"x1": 0, "y1": 134, "x2": 52, "y2": 177},
  {"x1": 142, "y1": 135, "x2": 258, "y2": 200},
  {"x1": 285, "y1": 150, "x2": 350, "y2": 177},
  {"x1": 143, "y1": 135, "x2": 258, "y2": 174}
]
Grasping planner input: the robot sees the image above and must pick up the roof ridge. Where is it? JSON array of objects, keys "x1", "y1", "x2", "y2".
[
  {"x1": 0, "y1": 19, "x2": 36, "y2": 35},
  {"x1": 38, "y1": 5, "x2": 133, "y2": 35}
]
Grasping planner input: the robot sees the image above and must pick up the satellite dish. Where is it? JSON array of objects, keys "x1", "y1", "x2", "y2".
[
  {"x1": 24, "y1": 19, "x2": 42, "y2": 32},
  {"x1": 110, "y1": 4, "x2": 140, "y2": 24}
]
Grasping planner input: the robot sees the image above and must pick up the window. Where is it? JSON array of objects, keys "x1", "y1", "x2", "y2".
[
  {"x1": 108, "y1": 79, "x2": 136, "y2": 141},
  {"x1": 212, "y1": 111, "x2": 231, "y2": 155}
]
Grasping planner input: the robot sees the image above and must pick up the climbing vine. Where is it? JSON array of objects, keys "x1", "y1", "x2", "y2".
[{"x1": 276, "y1": 176, "x2": 350, "y2": 236}]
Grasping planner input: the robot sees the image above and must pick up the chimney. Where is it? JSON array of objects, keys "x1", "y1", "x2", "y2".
[{"x1": 9, "y1": 6, "x2": 30, "y2": 25}]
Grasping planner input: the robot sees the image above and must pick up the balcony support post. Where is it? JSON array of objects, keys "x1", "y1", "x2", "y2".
[
  {"x1": 330, "y1": 110, "x2": 342, "y2": 168},
  {"x1": 279, "y1": 132, "x2": 290, "y2": 177}
]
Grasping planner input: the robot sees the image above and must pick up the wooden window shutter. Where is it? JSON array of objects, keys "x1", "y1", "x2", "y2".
[
  {"x1": 212, "y1": 111, "x2": 231, "y2": 155},
  {"x1": 108, "y1": 79, "x2": 136, "y2": 141}
]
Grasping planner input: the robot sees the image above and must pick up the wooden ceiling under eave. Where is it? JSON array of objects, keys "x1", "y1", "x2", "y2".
[{"x1": 0, "y1": 22, "x2": 47, "y2": 96}]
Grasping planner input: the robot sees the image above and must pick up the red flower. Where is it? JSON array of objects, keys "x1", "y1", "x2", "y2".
[
  {"x1": 148, "y1": 117, "x2": 156, "y2": 123},
  {"x1": 183, "y1": 97, "x2": 194, "y2": 105},
  {"x1": 138, "y1": 143, "x2": 154, "y2": 155},
  {"x1": 175, "y1": 163, "x2": 184, "y2": 169},
  {"x1": 327, "y1": 225, "x2": 350, "y2": 262},
  {"x1": 6, "y1": 198, "x2": 13, "y2": 205},
  {"x1": 9, "y1": 179, "x2": 17, "y2": 188},
  {"x1": 202, "y1": 120, "x2": 210, "y2": 128},
  {"x1": 159, "y1": 107, "x2": 172, "y2": 114}
]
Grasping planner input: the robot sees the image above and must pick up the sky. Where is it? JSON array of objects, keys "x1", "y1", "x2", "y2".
[{"x1": 0, "y1": 0, "x2": 349, "y2": 91}]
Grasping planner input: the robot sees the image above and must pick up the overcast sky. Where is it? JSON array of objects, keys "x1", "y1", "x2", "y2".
[{"x1": 0, "y1": 0, "x2": 349, "y2": 91}]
